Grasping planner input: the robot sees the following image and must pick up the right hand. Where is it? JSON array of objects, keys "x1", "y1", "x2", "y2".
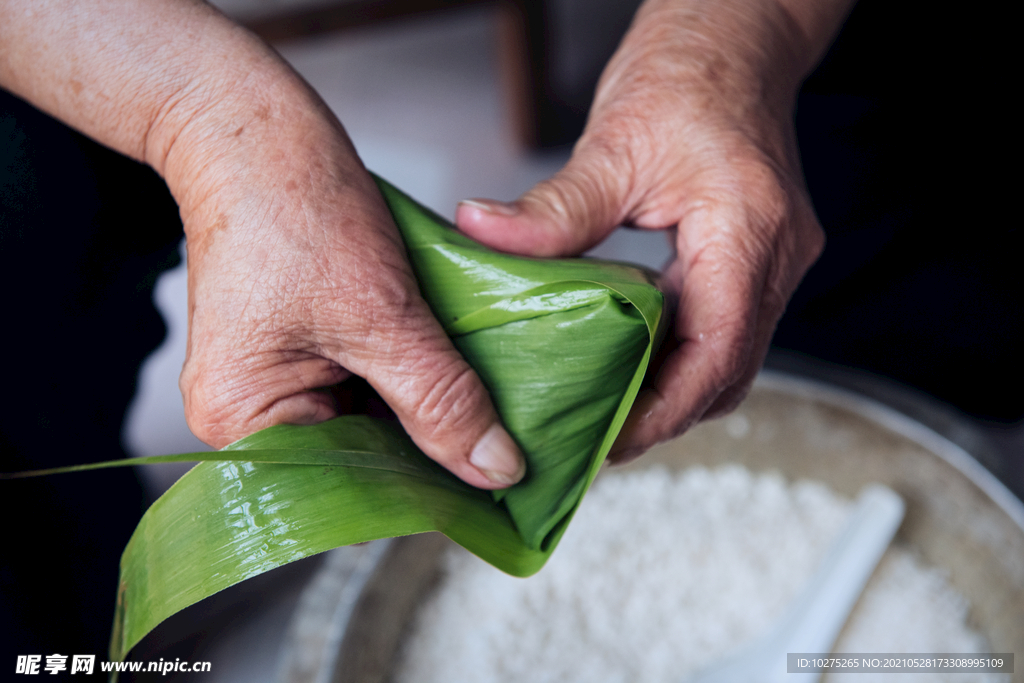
[{"x1": 456, "y1": 0, "x2": 832, "y2": 462}]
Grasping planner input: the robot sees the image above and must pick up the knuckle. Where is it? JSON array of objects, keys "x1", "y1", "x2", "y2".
[
  {"x1": 179, "y1": 352, "x2": 259, "y2": 447},
  {"x1": 180, "y1": 368, "x2": 236, "y2": 446},
  {"x1": 522, "y1": 171, "x2": 623, "y2": 254},
  {"x1": 525, "y1": 125, "x2": 640, "y2": 235},
  {"x1": 741, "y1": 171, "x2": 793, "y2": 244},
  {"x1": 700, "y1": 323, "x2": 752, "y2": 391},
  {"x1": 804, "y1": 214, "x2": 826, "y2": 262},
  {"x1": 761, "y1": 281, "x2": 789, "y2": 320},
  {"x1": 711, "y1": 344, "x2": 750, "y2": 391},
  {"x1": 397, "y1": 355, "x2": 490, "y2": 447}
]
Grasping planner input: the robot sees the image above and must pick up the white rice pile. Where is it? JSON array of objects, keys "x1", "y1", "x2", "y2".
[{"x1": 394, "y1": 465, "x2": 1005, "y2": 683}]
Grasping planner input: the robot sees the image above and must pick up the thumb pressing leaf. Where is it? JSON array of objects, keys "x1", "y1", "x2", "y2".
[{"x1": 93, "y1": 176, "x2": 663, "y2": 663}]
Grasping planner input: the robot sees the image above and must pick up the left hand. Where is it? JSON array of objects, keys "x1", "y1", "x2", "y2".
[{"x1": 0, "y1": 0, "x2": 527, "y2": 488}]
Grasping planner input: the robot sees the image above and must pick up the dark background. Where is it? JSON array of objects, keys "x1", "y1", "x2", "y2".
[{"x1": 533, "y1": 0, "x2": 1020, "y2": 427}]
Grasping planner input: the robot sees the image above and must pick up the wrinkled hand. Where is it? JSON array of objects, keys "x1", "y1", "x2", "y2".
[
  {"x1": 456, "y1": 0, "x2": 829, "y2": 461},
  {"x1": 0, "y1": 0, "x2": 525, "y2": 488},
  {"x1": 164, "y1": 71, "x2": 525, "y2": 489}
]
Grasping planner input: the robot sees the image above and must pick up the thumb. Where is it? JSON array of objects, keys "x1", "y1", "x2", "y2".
[
  {"x1": 358, "y1": 313, "x2": 527, "y2": 491},
  {"x1": 456, "y1": 146, "x2": 630, "y2": 257}
]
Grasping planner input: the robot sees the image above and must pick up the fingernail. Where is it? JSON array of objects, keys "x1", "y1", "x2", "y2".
[
  {"x1": 470, "y1": 424, "x2": 527, "y2": 486},
  {"x1": 458, "y1": 198, "x2": 519, "y2": 217}
]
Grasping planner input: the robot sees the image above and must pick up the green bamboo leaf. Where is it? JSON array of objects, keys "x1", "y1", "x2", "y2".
[
  {"x1": 70, "y1": 176, "x2": 664, "y2": 664},
  {"x1": 110, "y1": 417, "x2": 538, "y2": 663}
]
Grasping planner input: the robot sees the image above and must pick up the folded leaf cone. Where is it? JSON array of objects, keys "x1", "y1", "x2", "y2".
[{"x1": 108, "y1": 176, "x2": 665, "y2": 662}]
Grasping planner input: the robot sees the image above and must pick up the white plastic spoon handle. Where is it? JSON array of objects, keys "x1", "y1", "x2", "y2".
[
  {"x1": 686, "y1": 484, "x2": 905, "y2": 683},
  {"x1": 777, "y1": 485, "x2": 905, "y2": 657}
]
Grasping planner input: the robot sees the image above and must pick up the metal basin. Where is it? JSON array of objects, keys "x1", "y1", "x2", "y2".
[{"x1": 279, "y1": 372, "x2": 1024, "y2": 683}]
